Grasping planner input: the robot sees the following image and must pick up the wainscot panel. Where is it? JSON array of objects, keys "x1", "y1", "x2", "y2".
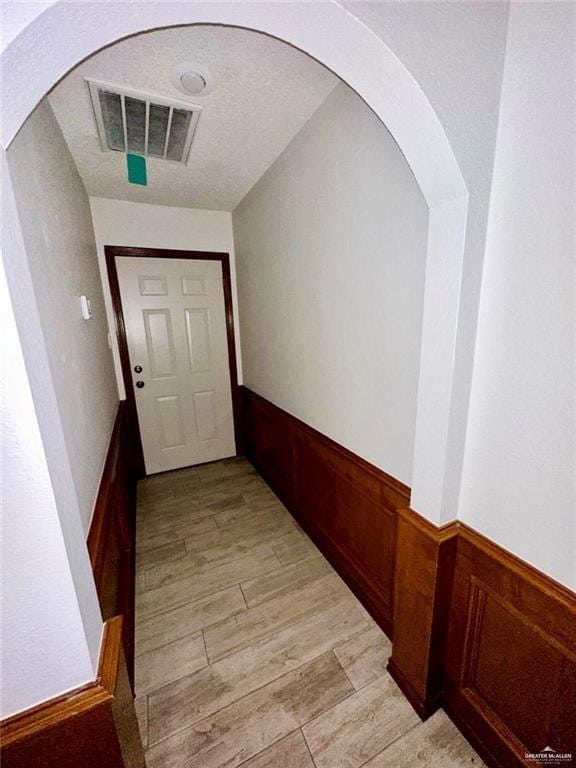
[
  {"x1": 443, "y1": 525, "x2": 576, "y2": 768},
  {"x1": 87, "y1": 402, "x2": 139, "y2": 689},
  {"x1": 387, "y1": 507, "x2": 458, "y2": 719},
  {"x1": 240, "y1": 386, "x2": 411, "y2": 637}
]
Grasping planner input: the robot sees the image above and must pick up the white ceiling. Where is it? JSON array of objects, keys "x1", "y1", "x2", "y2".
[{"x1": 48, "y1": 26, "x2": 337, "y2": 211}]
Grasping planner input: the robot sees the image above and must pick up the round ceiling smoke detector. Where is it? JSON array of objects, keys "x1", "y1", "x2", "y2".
[
  {"x1": 171, "y1": 63, "x2": 214, "y2": 97},
  {"x1": 180, "y1": 72, "x2": 207, "y2": 95}
]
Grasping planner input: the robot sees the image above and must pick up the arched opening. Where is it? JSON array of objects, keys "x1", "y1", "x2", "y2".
[
  {"x1": 2, "y1": 1, "x2": 469, "y2": 525},
  {"x1": 3, "y1": 9, "x2": 574, "y2": 767},
  {"x1": 1, "y1": 4, "x2": 472, "y2": 748}
]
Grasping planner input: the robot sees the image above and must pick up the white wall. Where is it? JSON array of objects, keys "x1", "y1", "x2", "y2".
[
  {"x1": 1, "y1": 264, "x2": 96, "y2": 717},
  {"x1": 7, "y1": 101, "x2": 118, "y2": 535},
  {"x1": 1, "y1": 152, "x2": 100, "y2": 717},
  {"x1": 234, "y1": 84, "x2": 428, "y2": 484},
  {"x1": 90, "y1": 198, "x2": 241, "y2": 400},
  {"x1": 348, "y1": 2, "x2": 510, "y2": 521},
  {"x1": 459, "y1": 1, "x2": 576, "y2": 590},
  {"x1": 0, "y1": 1, "x2": 56, "y2": 49}
]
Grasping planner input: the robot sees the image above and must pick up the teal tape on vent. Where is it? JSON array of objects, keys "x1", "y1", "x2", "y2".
[{"x1": 126, "y1": 154, "x2": 147, "y2": 185}]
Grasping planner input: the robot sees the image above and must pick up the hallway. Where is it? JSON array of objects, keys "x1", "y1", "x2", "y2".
[{"x1": 134, "y1": 458, "x2": 483, "y2": 768}]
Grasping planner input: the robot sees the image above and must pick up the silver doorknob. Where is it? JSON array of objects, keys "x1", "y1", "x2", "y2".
[{"x1": 136, "y1": 380, "x2": 145, "y2": 388}]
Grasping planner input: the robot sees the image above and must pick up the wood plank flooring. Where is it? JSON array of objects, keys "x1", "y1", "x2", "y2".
[{"x1": 135, "y1": 457, "x2": 485, "y2": 768}]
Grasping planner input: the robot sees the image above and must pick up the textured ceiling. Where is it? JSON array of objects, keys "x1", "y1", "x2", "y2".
[{"x1": 48, "y1": 26, "x2": 337, "y2": 211}]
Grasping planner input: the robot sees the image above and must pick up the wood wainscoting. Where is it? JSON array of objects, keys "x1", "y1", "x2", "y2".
[
  {"x1": 240, "y1": 386, "x2": 576, "y2": 768},
  {"x1": 241, "y1": 386, "x2": 411, "y2": 636},
  {"x1": 88, "y1": 401, "x2": 139, "y2": 689},
  {"x1": 1, "y1": 617, "x2": 145, "y2": 768},
  {"x1": 443, "y1": 525, "x2": 576, "y2": 768},
  {"x1": 387, "y1": 508, "x2": 459, "y2": 719}
]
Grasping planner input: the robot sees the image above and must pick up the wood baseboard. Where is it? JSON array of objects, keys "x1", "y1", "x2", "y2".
[
  {"x1": 386, "y1": 657, "x2": 442, "y2": 720},
  {"x1": 1, "y1": 617, "x2": 121, "y2": 750},
  {"x1": 88, "y1": 402, "x2": 139, "y2": 689},
  {"x1": 240, "y1": 386, "x2": 576, "y2": 768},
  {"x1": 240, "y1": 386, "x2": 409, "y2": 636},
  {"x1": 0, "y1": 617, "x2": 144, "y2": 767}
]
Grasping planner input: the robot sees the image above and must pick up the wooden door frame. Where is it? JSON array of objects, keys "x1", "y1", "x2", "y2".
[{"x1": 104, "y1": 245, "x2": 243, "y2": 477}]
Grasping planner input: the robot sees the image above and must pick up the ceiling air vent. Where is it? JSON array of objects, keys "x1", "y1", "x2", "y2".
[{"x1": 86, "y1": 79, "x2": 201, "y2": 164}]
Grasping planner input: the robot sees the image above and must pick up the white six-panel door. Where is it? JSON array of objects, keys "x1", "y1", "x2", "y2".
[{"x1": 116, "y1": 257, "x2": 236, "y2": 474}]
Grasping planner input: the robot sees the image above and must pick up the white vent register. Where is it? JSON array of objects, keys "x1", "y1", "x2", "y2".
[{"x1": 86, "y1": 79, "x2": 201, "y2": 164}]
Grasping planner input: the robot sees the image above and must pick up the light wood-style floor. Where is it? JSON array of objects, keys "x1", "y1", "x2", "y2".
[{"x1": 134, "y1": 457, "x2": 484, "y2": 768}]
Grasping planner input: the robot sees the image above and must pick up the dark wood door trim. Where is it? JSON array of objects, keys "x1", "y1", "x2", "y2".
[{"x1": 104, "y1": 245, "x2": 243, "y2": 476}]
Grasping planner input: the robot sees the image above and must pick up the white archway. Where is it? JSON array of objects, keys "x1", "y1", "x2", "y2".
[{"x1": 1, "y1": 0, "x2": 469, "y2": 525}]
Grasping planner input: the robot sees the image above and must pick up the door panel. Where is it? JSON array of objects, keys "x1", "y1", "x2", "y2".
[
  {"x1": 144, "y1": 309, "x2": 176, "y2": 379},
  {"x1": 156, "y1": 395, "x2": 185, "y2": 449},
  {"x1": 139, "y1": 275, "x2": 168, "y2": 295},
  {"x1": 116, "y1": 257, "x2": 236, "y2": 474},
  {"x1": 185, "y1": 308, "x2": 212, "y2": 372},
  {"x1": 194, "y1": 390, "x2": 217, "y2": 440},
  {"x1": 181, "y1": 275, "x2": 206, "y2": 295}
]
